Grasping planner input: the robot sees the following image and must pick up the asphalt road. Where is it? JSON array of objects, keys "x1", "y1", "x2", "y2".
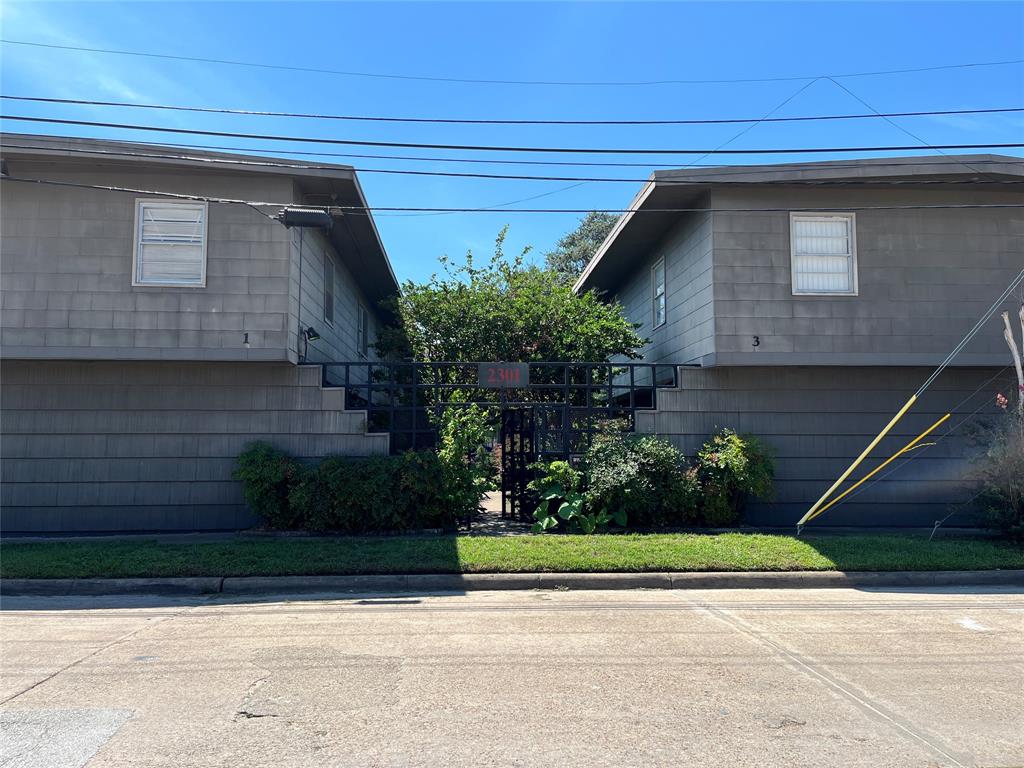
[{"x1": 1, "y1": 587, "x2": 1021, "y2": 768}]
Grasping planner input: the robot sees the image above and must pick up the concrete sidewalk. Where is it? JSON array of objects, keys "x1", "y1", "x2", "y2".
[{"x1": 2, "y1": 587, "x2": 1022, "y2": 767}]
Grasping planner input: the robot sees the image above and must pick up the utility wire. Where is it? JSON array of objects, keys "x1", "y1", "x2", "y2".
[
  {"x1": 3, "y1": 175, "x2": 1024, "y2": 213},
  {"x1": 833, "y1": 368, "x2": 1013, "y2": 509},
  {"x1": 4, "y1": 94, "x2": 1022, "y2": 127},
  {"x1": 6, "y1": 142, "x2": 1024, "y2": 186},
  {"x1": 14, "y1": 135, "x2": 1022, "y2": 171},
  {"x1": 4, "y1": 115, "x2": 1024, "y2": 155},
  {"x1": 811, "y1": 270, "x2": 1024, "y2": 515},
  {"x1": 376, "y1": 182, "x2": 588, "y2": 218},
  {"x1": 3, "y1": 39, "x2": 1022, "y2": 86},
  {"x1": 824, "y1": 77, "x2": 991, "y2": 178},
  {"x1": 916, "y1": 267, "x2": 1024, "y2": 396},
  {"x1": 684, "y1": 78, "x2": 821, "y2": 168}
]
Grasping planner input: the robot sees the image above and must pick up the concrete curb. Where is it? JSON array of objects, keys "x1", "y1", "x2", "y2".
[
  {"x1": 1, "y1": 577, "x2": 224, "y2": 596},
  {"x1": 3, "y1": 570, "x2": 1023, "y2": 596}
]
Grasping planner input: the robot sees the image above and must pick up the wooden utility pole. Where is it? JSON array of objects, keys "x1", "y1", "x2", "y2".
[{"x1": 1001, "y1": 305, "x2": 1024, "y2": 417}]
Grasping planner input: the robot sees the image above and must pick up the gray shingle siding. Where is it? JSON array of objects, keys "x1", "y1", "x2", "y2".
[
  {"x1": 709, "y1": 187, "x2": 1023, "y2": 366},
  {"x1": 600, "y1": 176, "x2": 1022, "y2": 525},
  {"x1": 612, "y1": 209, "x2": 714, "y2": 365},
  {"x1": 1, "y1": 166, "x2": 296, "y2": 361},
  {"x1": 290, "y1": 227, "x2": 381, "y2": 368},
  {"x1": 636, "y1": 365, "x2": 1011, "y2": 527},
  {"x1": 0, "y1": 145, "x2": 399, "y2": 533},
  {"x1": 0, "y1": 360, "x2": 389, "y2": 533}
]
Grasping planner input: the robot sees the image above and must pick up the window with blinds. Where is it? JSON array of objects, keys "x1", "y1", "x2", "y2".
[
  {"x1": 133, "y1": 201, "x2": 208, "y2": 286},
  {"x1": 790, "y1": 213, "x2": 857, "y2": 295},
  {"x1": 651, "y1": 258, "x2": 667, "y2": 327},
  {"x1": 324, "y1": 255, "x2": 335, "y2": 324},
  {"x1": 357, "y1": 303, "x2": 369, "y2": 357}
]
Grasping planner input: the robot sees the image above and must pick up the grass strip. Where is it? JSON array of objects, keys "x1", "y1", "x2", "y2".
[{"x1": 2, "y1": 533, "x2": 1022, "y2": 580}]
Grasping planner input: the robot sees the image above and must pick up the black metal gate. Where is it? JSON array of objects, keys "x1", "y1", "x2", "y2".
[
  {"x1": 317, "y1": 362, "x2": 677, "y2": 522},
  {"x1": 500, "y1": 407, "x2": 535, "y2": 521}
]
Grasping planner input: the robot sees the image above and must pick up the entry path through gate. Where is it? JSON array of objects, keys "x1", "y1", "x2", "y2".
[{"x1": 317, "y1": 362, "x2": 678, "y2": 522}]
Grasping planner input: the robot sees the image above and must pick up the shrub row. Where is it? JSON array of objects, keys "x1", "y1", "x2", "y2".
[
  {"x1": 234, "y1": 398, "x2": 496, "y2": 533},
  {"x1": 233, "y1": 443, "x2": 465, "y2": 533},
  {"x1": 530, "y1": 428, "x2": 774, "y2": 533}
]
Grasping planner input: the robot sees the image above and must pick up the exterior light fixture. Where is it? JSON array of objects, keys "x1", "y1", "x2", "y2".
[{"x1": 301, "y1": 326, "x2": 321, "y2": 362}]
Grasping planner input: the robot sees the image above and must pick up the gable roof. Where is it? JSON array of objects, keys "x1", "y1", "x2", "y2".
[
  {"x1": 574, "y1": 154, "x2": 1024, "y2": 293},
  {"x1": 0, "y1": 133, "x2": 401, "y2": 309}
]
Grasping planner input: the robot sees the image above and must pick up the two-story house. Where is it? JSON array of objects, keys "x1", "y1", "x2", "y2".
[
  {"x1": 1, "y1": 134, "x2": 400, "y2": 533},
  {"x1": 576, "y1": 155, "x2": 1023, "y2": 527}
]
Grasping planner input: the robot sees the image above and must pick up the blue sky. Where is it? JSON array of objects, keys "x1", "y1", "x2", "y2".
[{"x1": 1, "y1": 1, "x2": 1022, "y2": 282}]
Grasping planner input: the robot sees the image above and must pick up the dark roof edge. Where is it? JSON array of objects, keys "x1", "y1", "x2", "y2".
[
  {"x1": 572, "y1": 178, "x2": 656, "y2": 293},
  {"x1": 0, "y1": 132, "x2": 358, "y2": 180},
  {"x1": 652, "y1": 154, "x2": 1024, "y2": 183}
]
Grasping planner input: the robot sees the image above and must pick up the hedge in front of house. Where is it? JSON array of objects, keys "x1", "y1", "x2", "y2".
[
  {"x1": 233, "y1": 443, "x2": 458, "y2": 533},
  {"x1": 529, "y1": 428, "x2": 775, "y2": 533}
]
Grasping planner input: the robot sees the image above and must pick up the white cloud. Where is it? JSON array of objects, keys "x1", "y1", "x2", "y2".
[{"x1": 0, "y1": 2, "x2": 252, "y2": 130}]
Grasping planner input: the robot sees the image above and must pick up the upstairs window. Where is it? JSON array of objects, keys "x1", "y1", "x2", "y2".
[
  {"x1": 133, "y1": 201, "x2": 207, "y2": 286},
  {"x1": 652, "y1": 258, "x2": 667, "y2": 328},
  {"x1": 791, "y1": 213, "x2": 857, "y2": 295},
  {"x1": 324, "y1": 255, "x2": 335, "y2": 324},
  {"x1": 357, "y1": 303, "x2": 369, "y2": 357}
]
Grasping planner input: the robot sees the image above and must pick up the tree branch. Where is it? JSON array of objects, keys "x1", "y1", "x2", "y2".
[{"x1": 1002, "y1": 309, "x2": 1024, "y2": 416}]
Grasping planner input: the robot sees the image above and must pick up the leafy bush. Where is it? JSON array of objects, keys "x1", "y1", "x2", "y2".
[
  {"x1": 237, "y1": 445, "x2": 466, "y2": 533},
  {"x1": 374, "y1": 226, "x2": 647, "y2": 363},
  {"x1": 434, "y1": 396, "x2": 497, "y2": 519},
  {"x1": 235, "y1": 400, "x2": 495, "y2": 533},
  {"x1": 528, "y1": 460, "x2": 624, "y2": 534},
  {"x1": 528, "y1": 434, "x2": 700, "y2": 534},
  {"x1": 584, "y1": 433, "x2": 700, "y2": 529},
  {"x1": 289, "y1": 450, "x2": 459, "y2": 533},
  {"x1": 233, "y1": 442, "x2": 305, "y2": 528},
  {"x1": 293, "y1": 455, "x2": 400, "y2": 533},
  {"x1": 968, "y1": 407, "x2": 1024, "y2": 540},
  {"x1": 526, "y1": 428, "x2": 775, "y2": 532},
  {"x1": 695, "y1": 429, "x2": 775, "y2": 526}
]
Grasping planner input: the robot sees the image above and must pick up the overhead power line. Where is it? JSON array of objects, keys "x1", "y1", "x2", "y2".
[
  {"x1": 13, "y1": 134, "x2": 1024, "y2": 172},
  {"x1": 6, "y1": 142, "x2": 1023, "y2": 186},
  {"x1": 4, "y1": 94, "x2": 1022, "y2": 127},
  {"x1": 3, "y1": 39, "x2": 1022, "y2": 86},
  {"x1": 4, "y1": 175, "x2": 1023, "y2": 213},
  {"x1": 4, "y1": 115, "x2": 1024, "y2": 155},
  {"x1": 12, "y1": 135, "x2": 1024, "y2": 171}
]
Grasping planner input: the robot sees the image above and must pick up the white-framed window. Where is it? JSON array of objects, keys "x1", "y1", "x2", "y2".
[
  {"x1": 790, "y1": 212, "x2": 858, "y2": 295},
  {"x1": 357, "y1": 303, "x2": 369, "y2": 358},
  {"x1": 132, "y1": 200, "x2": 208, "y2": 286},
  {"x1": 323, "y1": 254, "x2": 335, "y2": 325},
  {"x1": 651, "y1": 258, "x2": 667, "y2": 328}
]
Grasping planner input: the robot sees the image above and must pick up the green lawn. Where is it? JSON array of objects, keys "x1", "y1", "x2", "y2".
[{"x1": 2, "y1": 533, "x2": 1021, "y2": 579}]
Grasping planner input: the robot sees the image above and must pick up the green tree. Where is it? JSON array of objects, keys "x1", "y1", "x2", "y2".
[
  {"x1": 376, "y1": 226, "x2": 645, "y2": 362},
  {"x1": 544, "y1": 212, "x2": 619, "y2": 282}
]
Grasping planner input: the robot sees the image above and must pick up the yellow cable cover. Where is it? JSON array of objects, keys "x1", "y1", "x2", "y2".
[
  {"x1": 796, "y1": 394, "x2": 917, "y2": 528},
  {"x1": 807, "y1": 413, "x2": 951, "y2": 522}
]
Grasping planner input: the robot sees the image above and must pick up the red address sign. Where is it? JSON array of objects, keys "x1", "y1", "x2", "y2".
[{"x1": 478, "y1": 363, "x2": 530, "y2": 388}]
